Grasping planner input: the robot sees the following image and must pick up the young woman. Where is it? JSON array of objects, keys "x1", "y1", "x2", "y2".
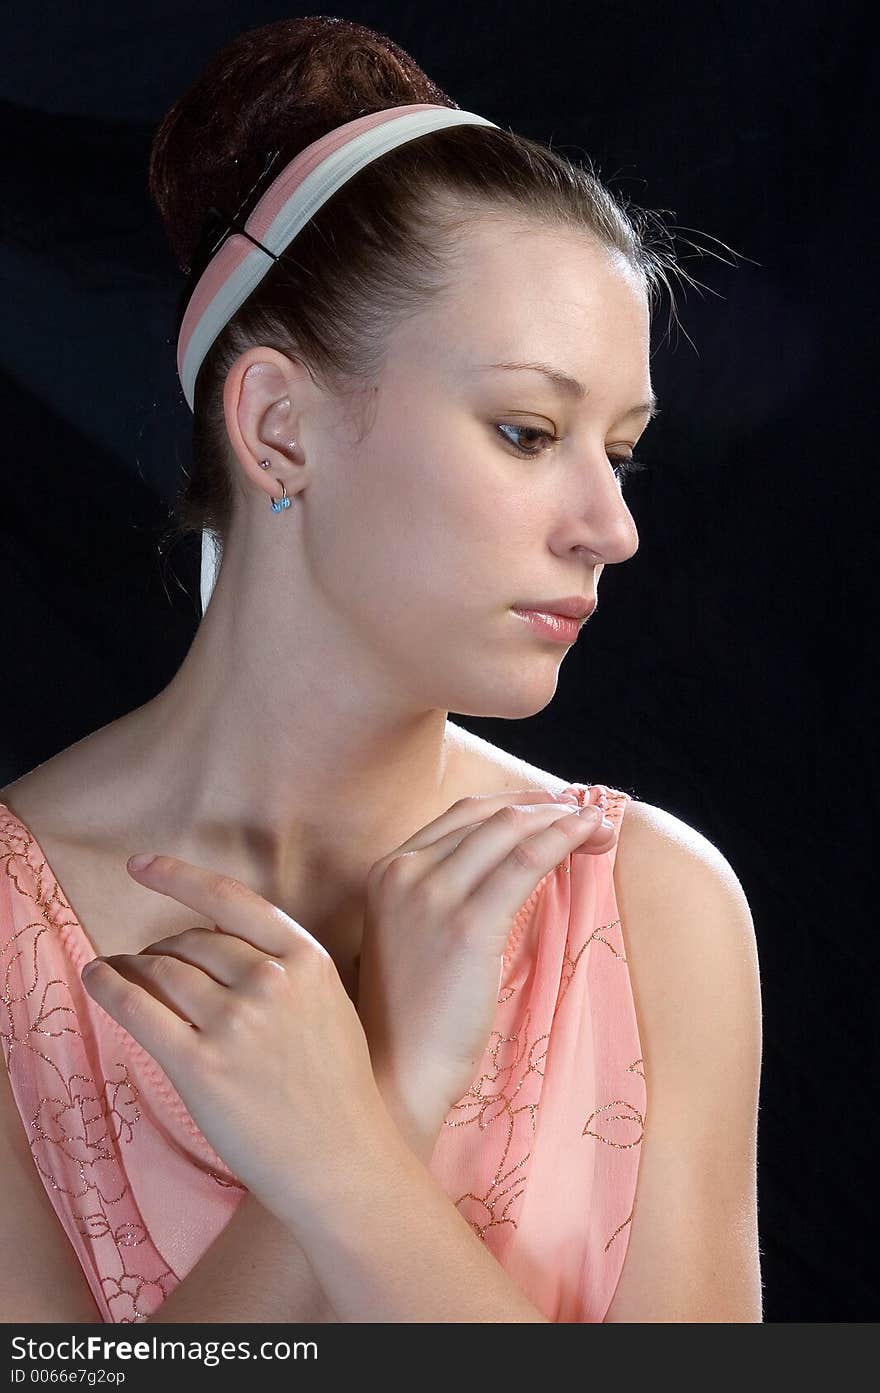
[{"x1": 0, "y1": 16, "x2": 762, "y2": 1323}]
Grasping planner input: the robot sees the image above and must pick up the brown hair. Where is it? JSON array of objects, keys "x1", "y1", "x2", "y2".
[{"x1": 150, "y1": 14, "x2": 690, "y2": 571}]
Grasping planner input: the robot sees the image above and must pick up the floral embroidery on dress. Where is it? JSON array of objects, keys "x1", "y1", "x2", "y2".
[{"x1": 1, "y1": 810, "x2": 179, "y2": 1321}]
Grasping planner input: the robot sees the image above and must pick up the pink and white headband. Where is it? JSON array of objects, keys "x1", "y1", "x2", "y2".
[{"x1": 177, "y1": 102, "x2": 498, "y2": 411}]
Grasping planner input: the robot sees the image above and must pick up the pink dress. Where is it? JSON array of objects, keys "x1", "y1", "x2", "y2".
[{"x1": 0, "y1": 782, "x2": 645, "y2": 1323}]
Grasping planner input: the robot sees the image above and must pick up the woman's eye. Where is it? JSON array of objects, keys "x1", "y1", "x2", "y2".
[
  {"x1": 495, "y1": 423, "x2": 558, "y2": 456},
  {"x1": 495, "y1": 423, "x2": 650, "y2": 483}
]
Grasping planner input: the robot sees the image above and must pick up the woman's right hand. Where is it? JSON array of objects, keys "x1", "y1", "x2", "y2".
[{"x1": 356, "y1": 787, "x2": 615, "y2": 1159}]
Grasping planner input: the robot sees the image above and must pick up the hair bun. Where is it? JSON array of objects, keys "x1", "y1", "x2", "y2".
[{"x1": 148, "y1": 15, "x2": 455, "y2": 274}]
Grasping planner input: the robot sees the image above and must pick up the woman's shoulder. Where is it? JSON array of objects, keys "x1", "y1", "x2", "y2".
[
  {"x1": 462, "y1": 725, "x2": 757, "y2": 1018},
  {"x1": 610, "y1": 793, "x2": 760, "y2": 1124},
  {"x1": 0, "y1": 721, "x2": 134, "y2": 842},
  {"x1": 612, "y1": 793, "x2": 754, "y2": 926},
  {"x1": 451, "y1": 723, "x2": 738, "y2": 894}
]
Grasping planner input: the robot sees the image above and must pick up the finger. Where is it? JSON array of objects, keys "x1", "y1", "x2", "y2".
[
  {"x1": 395, "y1": 800, "x2": 602, "y2": 878},
  {"x1": 451, "y1": 805, "x2": 617, "y2": 858},
  {"x1": 80, "y1": 957, "x2": 200, "y2": 1068},
  {"x1": 571, "y1": 815, "x2": 617, "y2": 852},
  {"x1": 125, "y1": 855, "x2": 307, "y2": 958},
  {"x1": 370, "y1": 802, "x2": 604, "y2": 909},
  {"x1": 409, "y1": 802, "x2": 605, "y2": 911},
  {"x1": 140, "y1": 926, "x2": 268, "y2": 988},
  {"x1": 381, "y1": 787, "x2": 577, "y2": 860},
  {"x1": 93, "y1": 950, "x2": 227, "y2": 1028},
  {"x1": 455, "y1": 806, "x2": 609, "y2": 930}
]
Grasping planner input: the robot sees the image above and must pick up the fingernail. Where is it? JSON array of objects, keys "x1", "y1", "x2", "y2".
[{"x1": 128, "y1": 853, "x2": 156, "y2": 871}]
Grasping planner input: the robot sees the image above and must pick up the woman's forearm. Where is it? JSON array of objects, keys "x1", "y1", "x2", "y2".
[
  {"x1": 142, "y1": 1081, "x2": 434, "y2": 1323},
  {"x1": 283, "y1": 1110, "x2": 550, "y2": 1323},
  {"x1": 144, "y1": 1191, "x2": 338, "y2": 1324}
]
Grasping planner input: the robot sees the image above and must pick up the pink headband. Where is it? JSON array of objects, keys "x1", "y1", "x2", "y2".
[{"x1": 177, "y1": 102, "x2": 498, "y2": 411}]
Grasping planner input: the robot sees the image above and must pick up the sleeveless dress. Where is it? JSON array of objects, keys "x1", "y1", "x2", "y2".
[{"x1": 0, "y1": 782, "x2": 645, "y2": 1324}]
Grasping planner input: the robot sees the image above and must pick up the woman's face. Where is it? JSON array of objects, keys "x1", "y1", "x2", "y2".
[{"x1": 286, "y1": 219, "x2": 653, "y2": 720}]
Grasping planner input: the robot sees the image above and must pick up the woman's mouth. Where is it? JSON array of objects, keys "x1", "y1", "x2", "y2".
[{"x1": 510, "y1": 607, "x2": 586, "y2": 643}]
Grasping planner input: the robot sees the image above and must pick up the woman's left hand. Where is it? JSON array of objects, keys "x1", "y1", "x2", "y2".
[{"x1": 79, "y1": 853, "x2": 393, "y2": 1227}]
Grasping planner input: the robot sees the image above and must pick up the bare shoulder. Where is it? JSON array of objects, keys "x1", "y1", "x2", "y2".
[
  {"x1": 612, "y1": 794, "x2": 762, "y2": 1077},
  {"x1": 459, "y1": 734, "x2": 763, "y2": 1077},
  {"x1": 0, "y1": 747, "x2": 100, "y2": 838},
  {"x1": 613, "y1": 793, "x2": 755, "y2": 910},
  {"x1": 0, "y1": 718, "x2": 140, "y2": 845},
  {"x1": 456, "y1": 730, "x2": 761, "y2": 1006},
  {"x1": 612, "y1": 795, "x2": 760, "y2": 993}
]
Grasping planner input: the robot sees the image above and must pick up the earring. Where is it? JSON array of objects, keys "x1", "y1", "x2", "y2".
[
  {"x1": 270, "y1": 478, "x2": 292, "y2": 512},
  {"x1": 257, "y1": 457, "x2": 295, "y2": 511}
]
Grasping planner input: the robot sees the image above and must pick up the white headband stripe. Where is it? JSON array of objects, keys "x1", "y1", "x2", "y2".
[{"x1": 180, "y1": 107, "x2": 498, "y2": 411}]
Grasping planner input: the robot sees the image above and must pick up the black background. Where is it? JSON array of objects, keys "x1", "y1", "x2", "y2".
[{"x1": 1, "y1": 0, "x2": 877, "y2": 1320}]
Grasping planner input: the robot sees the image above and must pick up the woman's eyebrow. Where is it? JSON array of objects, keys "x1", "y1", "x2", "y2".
[{"x1": 474, "y1": 360, "x2": 659, "y2": 420}]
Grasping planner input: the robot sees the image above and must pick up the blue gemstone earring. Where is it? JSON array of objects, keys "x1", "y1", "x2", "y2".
[
  {"x1": 270, "y1": 479, "x2": 292, "y2": 512},
  {"x1": 258, "y1": 457, "x2": 294, "y2": 513}
]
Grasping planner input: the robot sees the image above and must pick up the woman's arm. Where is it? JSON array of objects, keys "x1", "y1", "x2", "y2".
[
  {"x1": 602, "y1": 799, "x2": 764, "y2": 1322},
  {"x1": 144, "y1": 1190, "x2": 338, "y2": 1323},
  {"x1": 145, "y1": 1082, "x2": 440, "y2": 1324},
  {"x1": 274, "y1": 1106, "x2": 551, "y2": 1323}
]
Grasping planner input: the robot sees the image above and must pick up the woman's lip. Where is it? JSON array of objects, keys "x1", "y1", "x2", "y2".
[
  {"x1": 510, "y1": 608, "x2": 586, "y2": 643},
  {"x1": 512, "y1": 598, "x2": 596, "y2": 621},
  {"x1": 511, "y1": 605, "x2": 589, "y2": 624}
]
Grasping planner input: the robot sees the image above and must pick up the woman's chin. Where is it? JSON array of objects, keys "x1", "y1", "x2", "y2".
[{"x1": 451, "y1": 671, "x2": 562, "y2": 721}]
